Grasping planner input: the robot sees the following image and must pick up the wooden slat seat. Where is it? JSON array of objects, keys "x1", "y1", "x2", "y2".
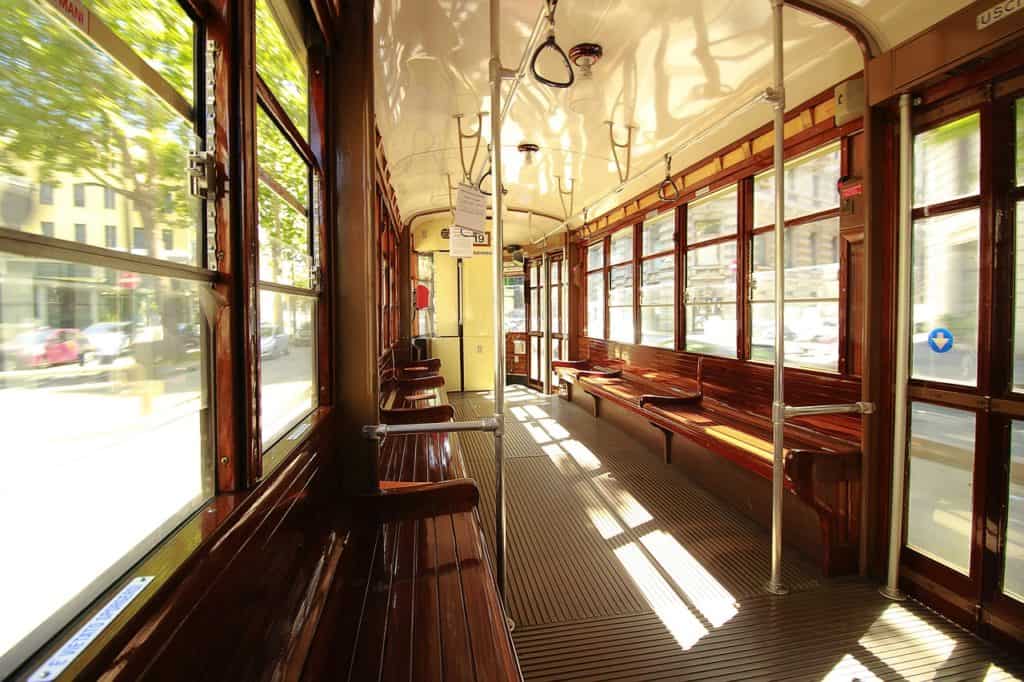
[{"x1": 558, "y1": 355, "x2": 861, "y2": 575}]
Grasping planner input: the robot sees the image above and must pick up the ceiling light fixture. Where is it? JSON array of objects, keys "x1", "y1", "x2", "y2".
[{"x1": 568, "y1": 43, "x2": 603, "y2": 116}]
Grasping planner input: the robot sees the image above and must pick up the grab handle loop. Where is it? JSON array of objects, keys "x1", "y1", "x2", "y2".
[
  {"x1": 531, "y1": 32, "x2": 574, "y2": 89},
  {"x1": 658, "y1": 154, "x2": 680, "y2": 202}
]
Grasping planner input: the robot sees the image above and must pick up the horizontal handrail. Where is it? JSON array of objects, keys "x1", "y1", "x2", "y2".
[
  {"x1": 362, "y1": 417, "x2": 501, "y2": 440},
  {"x1": 783, "y1": 402, "x2": 874, "y2": 418}
]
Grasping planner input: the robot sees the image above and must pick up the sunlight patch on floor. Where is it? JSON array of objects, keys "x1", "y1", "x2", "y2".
[
  {"x1": 858, "y1": 603, "x2": 955, "y2": 677},
  {"x1": 821, "y1": 653, "x2": 882, "y2": 681},
  {"x1": 639, "y1": 530, "x2": 738, "y2": 627},
  {"x1": 592, "y1": 472, "x2": 654, "y2": 528},
  {"x1": 615, "y1": 542, "x2": 708, "y2": 649}
]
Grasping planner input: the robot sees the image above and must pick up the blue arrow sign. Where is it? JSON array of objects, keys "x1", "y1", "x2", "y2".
[{"x1": 927, "y1": 327, "x2": 954, "y2": 353}]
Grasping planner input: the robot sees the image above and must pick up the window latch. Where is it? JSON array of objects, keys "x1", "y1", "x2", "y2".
[{"x1": 187, "y1": 149, "x2": 216, "y2": 200}]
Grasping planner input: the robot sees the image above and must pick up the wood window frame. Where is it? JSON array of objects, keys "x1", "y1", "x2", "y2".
[
  {"x1": 638, "y1": 208, "x2": 678, "y2": 350},
  {"x1": 605, "y1": 224, "x2": 638, "y2": 345},
  {"x1": 584, "y1": 239, "x2": 608, "y2": 340},
  {"x1": 746, "y1": 140, "x2": 845, "y2": 372}
]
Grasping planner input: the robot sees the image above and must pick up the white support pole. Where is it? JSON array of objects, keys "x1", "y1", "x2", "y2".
[
  {"x1": 489, "y1": 0, "x2": 508, "y2": 604},
  {"x1": 767, "y1": 0, "x2": 789, "y2": 596},
  {"x1": 881, "y1": 93, "x2": 913, "y2": 601}
]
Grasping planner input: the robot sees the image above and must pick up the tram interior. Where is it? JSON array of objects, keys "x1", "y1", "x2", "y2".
[{"x1": 3, "y1": 0, "x2": 1024, "y2": 680}]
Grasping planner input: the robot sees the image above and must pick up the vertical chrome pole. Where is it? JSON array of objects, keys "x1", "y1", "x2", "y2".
[
  {"x1": 767, "y1": 0, "x2": 789, "y2": 596},
  {"x1": 489, "y1": 0, "x2": 508, "y2": 603},
  {"x1": 542, "y1": 249, "x2": 551, "y2": 394},
  {"x1": 881, "y1": 93, "x2": 913, "y2": 601}
]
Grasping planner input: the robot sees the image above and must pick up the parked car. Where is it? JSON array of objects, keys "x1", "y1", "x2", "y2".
[
  {"x1": 15, "y1": 328, "x2": 94, "y2": 369},
  {"x1": 260, "y1": 324, "x2": 290, "y2": 358},
  {"x1": 83, "y1": 322, "x2": 134, "y2": 364},
  {"x1": 293, "y1": 322, "x2": 313, "y2": 346}
]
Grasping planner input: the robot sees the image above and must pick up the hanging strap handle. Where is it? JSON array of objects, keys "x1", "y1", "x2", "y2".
[
  {"x1": 658, "y1": 154, "x2": 680, "y2": 202},
  {"x1": 530, "y1": 1, "x2": 573, "y2": 89}
]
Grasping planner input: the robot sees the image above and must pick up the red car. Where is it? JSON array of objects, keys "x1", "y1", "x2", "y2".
[{"x1": 15, "y1": 328, "x2": 92, "y2": 369}]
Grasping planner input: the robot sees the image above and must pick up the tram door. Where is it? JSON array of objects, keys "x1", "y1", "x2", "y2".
[
  {"x1": 899, "y1": 95, "x2": 1024, "y2": 627},
  {"x1": 431, "y1": 252, "x2": 494, "y2": 392}
]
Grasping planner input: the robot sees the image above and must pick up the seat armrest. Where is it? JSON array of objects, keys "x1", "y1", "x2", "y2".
[
  {"x1": 399, "y1": 357, "x2": 441, "y2": 371},
  {"x1": 380, "y1": 404, "x2": 454, "y2": 424},
  {"x1": 360, "y1": 479, "x2": 480, "y2": 522},
  {"x1": 639, "y1": 392, "x2": 702, "y2": 408},
  {"x1": 397, "y1": 375, "x2": 445, "y2": 390},
  {"x1": 552, "y1": 360, "x2": 590, "y2": 370}
]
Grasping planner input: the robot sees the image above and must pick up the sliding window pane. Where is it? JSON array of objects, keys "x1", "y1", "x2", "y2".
[
  {"x1": 641, "y1": 255, "x2": 674, "y2": 306},
  {"x1": 753, "y1": 143, "x2": 841, "y2": 227},
  {"x1": 642, "y1": 307, "x2": 674, "y2": 349},
  {"x1": 906, "y1": 402, "x2": 975, "y2": 575},
  {"x1": 913, "y1": 113, "x2": 980, "y2": 208},
  {"x1": 608, "y1": 264, "x2": 634, "y2": 343},
  {"x1": 0, "y1": 253, "x2": 210, "y2": 669},
  {"x1": 1005, "y1": 421, "x2": 1024, "y2": 602},
  {"x1": 750, "y1": 301, "x2": 839, "y2": 370},
  {"x1": 530, "y1": 287, "x2": 540, "y2": 330},
  {"x1": 643, "y1": 211, "x2": 675, "y2": 255},
  {"x1": 258, "y1": 109, "x2": 311, "y2": 288},
  {"x1": 686, "y1": 241, "x2": 736, "y2": 356},
  {"x1": 610, "y1": 228, "x2": 634, "y2": 264},
  {"x1": 911, "y1": 210, "x2": 979, "y2": 386},
  {"x1": 587, "y1": 242, "x2": 604, "y2": 270},
  {"x1": 255, "y1": 0, "x2": 309, "y2": 138},
  {"x1": 551, "y1": 287, "x2": 561, "y2": 333},
  {"x1": 0, "y1": 0, "x2": 199, "y2": 265},
  {"x1": 687, "y1": 185, "x2": 737, "y2": 244},
  {"x1": 587, "y1": 271, "x2": 604, "y2": 338},
  {"x1": 686, "y1": 304, "x2": 736, "y2": 357},
  {"x1": 1015, "y1": 204, "x2": 1024, "y2": 391},
  {"x1": 750, "y1": 219, "x2": 840, "y2": 301},
  {"x1": 259, "y1": 290, "x2": 315, "y2": 447}
]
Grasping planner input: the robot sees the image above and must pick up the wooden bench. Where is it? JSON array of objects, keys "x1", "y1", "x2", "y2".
[
  {"x1": 555, "y1": 356, "x2": 861, "y2": 576},
  {"x1": 74, "y1": 364, "x2": 518, "y2": 680}
]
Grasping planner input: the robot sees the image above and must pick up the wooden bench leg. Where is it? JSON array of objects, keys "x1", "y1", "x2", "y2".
[
  {"x1": 589, "y1": 393, "x2": 601, "y2": 418},
  {"x1": 650, "y1": 425, "x2": 673, "y2": 464}
]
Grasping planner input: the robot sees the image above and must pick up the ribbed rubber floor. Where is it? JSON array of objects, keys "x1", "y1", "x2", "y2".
[{"x1": 450, "y1": 386, "x2": 1024, "y2": 681}]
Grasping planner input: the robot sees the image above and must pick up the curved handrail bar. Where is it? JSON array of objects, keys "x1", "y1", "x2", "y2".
[{"x1": 530, "y1": 32, "x2": 574, "y2": 89}]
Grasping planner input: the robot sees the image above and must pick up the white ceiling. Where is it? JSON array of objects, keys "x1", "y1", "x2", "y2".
[{"x1": 374, "y1": 0, "x2": 974, "y2": 246}]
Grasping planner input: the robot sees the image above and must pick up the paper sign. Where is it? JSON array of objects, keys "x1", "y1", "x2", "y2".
[
  {"x1": 454, "y1": 184, "x2": 487, "y2": 231},
  {"x1": 450, "y1": 229, "x2": 475, "y2": 258}
]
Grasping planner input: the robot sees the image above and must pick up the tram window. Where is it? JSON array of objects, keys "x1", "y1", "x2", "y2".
[
  {"x1": 608, "y1": 228, "x2": 635, "y2": 343},
  {"x1": 256, "y1": 112, "x2": 316, "y2": 448},
  {"x1": 640, "y1": 212, "x2": 675, "y2": 348},
  {"x1": 1015, "y1": 100, "x2": 1024, "y2": 391},
  {"x1": 914, "y1": 113, "x2": 980, "y2": 209},
  {"x1": 1017, "y1": 99, "x2": 1024, "y2": 184},
  {"x1": 753, "y1": 143, "x2": 841, "y2": 227},
  {"x1": 586, "y1": 243, "x2": 605, "y2": 338},
  {"x1": 256, "y1": 0, "x2": 309, "y2": 138},
  {"x1": 0, "y1": 0, "x2": 199, "y2": 266},
  {"x1": 1005, "y1": 421, "x2": 1024, "y2": 602},
  {"x1": 685, "y1": 186, "x2": 738, "y2": 357},
  {"x1": 418, "y1": 253, "x2": 437, "y2": 336},
  {"x1": 750, "y1": 218, "x2": 840, "y2": 370},
  {"x1": 0, "y1": 254, "x2": 212, "y2": 672},
  {"x1": 906, "y1": 402, "x2": 976, "y2": 575},
  {"x1": 529, "y1": 261, "x2": 542, "y2": 331},
  {"x1": 259, "y1": 291, "x2": 315, "y2": 446}
]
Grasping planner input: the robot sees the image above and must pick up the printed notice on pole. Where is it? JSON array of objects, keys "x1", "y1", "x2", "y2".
[
  {"x1": 454, "y1": 184, "x2": 487, "y2": 232},
  {"x1": 449, "y1": 228, "x2": 475, "y2": 258}
]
